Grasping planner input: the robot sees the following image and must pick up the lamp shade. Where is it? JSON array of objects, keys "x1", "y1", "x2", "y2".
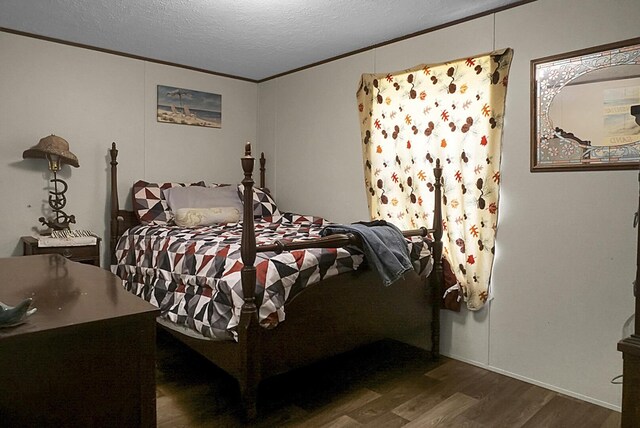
[{"x1": 23, "y1": 135, "x2": 79, "y2": 168}]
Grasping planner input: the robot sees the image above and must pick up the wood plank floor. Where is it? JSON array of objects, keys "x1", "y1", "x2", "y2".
[{"x1": 155, "y1": 331, "x2": 620, "y2": 427}]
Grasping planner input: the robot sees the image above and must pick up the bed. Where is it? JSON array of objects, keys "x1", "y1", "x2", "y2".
[{"x1": 108, "y1": 142, "x2": 444, "y2": 419}]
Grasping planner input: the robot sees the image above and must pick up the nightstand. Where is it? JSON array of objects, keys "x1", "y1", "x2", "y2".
[{"x1": 21, "y1": 236, "x2": 101, "y2": 267}]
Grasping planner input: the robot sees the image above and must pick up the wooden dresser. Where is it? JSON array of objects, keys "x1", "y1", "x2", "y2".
[
  {"x1": 0, "y1": 255, "x2": 159, "y2": 427},
  {"x1": 618, "y1": 167, "x2": 640, "y2": 427}
]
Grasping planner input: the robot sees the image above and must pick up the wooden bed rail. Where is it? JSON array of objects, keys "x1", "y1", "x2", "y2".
[{"x1": 256, "y1": 227, "x2": 432, "y2": 255}]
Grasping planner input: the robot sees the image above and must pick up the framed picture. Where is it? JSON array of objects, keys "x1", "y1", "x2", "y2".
[
  {"x1": 157, "y1": 85, "x2": 221, "y2": 128},
  {"x1": 531, "y1": 38, "x2": 640, "y2": 171}
]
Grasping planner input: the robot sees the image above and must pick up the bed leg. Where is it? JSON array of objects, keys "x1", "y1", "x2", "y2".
[
  {"x1": 239, "y1": 382, "x2": 258, "y2": 421},
  {"x1": 431, "y1": 260, "x2": 442, "y2": 360}
]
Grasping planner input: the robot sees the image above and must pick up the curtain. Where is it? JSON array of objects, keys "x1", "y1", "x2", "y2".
[{"x1": 356, "y1": 49, "x2": 513, "y2": 310}]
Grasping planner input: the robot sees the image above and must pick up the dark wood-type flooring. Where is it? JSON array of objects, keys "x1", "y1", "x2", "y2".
[{"x1": 156, "y1": 330, "x2": 620, "y2": 427}]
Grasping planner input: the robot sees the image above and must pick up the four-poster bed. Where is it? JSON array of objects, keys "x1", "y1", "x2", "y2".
[{"x1": 108, "y1": 142, "x2": 444, "y2": 419}]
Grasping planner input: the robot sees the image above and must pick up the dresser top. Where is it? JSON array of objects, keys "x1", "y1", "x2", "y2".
[{"x1": 0, "y1": 255, "x2": 158, "y2": 340}]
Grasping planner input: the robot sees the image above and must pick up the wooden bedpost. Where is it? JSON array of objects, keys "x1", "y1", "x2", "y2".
[
  {"x1": 109, "y1": 142, "x2": 120, "y2": 265},
  {"x1": 431, "y1": 159, "x2": 444, "y2": 359},
  {"x1": 240, "y1": 143, "x2": 258, "y2": 323},
  {"x1": 239, "y1": 142, "x2": 260, "y2": 420},
  {"x1": 259, "y1": 152, "x2": 266, "y2": 189}
]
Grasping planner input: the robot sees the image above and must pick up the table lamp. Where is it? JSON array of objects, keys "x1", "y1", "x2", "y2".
[{"x1": 23, "y1": 135, "x2": 79, "y2": 233}]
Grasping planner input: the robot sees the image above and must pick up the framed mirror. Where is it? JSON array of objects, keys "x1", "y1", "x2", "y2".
[{"x1": 531, "y1": 38, "x2": 640, "y2": 172}]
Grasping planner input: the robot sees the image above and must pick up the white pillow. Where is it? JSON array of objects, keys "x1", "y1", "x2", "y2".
[
  {"x1": 174, "y1": 207, "x2": 241, "y2": 228},
  {"x1": 163, "y1": 185, "x2": 243, "y2": 212}
]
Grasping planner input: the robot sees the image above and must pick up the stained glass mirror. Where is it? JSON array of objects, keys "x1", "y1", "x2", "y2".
[{"x1": 531, "y1": 38, "x2": 640, "y2": 171}]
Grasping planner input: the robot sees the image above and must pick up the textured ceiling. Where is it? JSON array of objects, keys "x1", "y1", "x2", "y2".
[{"x1": 0, "y1": 0, "x2": 527, "y2": 81}]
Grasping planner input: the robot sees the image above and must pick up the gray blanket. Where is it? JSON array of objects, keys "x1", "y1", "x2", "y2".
[{"x1": 320, "y1": 220, "x2": 412, "y2": 286}]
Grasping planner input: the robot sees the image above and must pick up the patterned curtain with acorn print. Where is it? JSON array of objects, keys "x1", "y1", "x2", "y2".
[{"x1": 356, "y1": 49, "x2": 513, "y2": 310}]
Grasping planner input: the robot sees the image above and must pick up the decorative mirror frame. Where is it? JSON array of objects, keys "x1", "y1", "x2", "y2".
[{"x1": 531, "y1": 37, "x2": 640, "y2": 172}]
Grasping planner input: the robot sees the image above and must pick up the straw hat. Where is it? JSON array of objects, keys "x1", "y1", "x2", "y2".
[{"x1": 23, "y1": 135, "x2": 79, "y2": 168}]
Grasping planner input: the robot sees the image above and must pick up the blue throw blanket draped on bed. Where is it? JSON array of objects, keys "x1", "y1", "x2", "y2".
[{"x1": 320, "y1": 220, "x2": 412, "y2": 286}]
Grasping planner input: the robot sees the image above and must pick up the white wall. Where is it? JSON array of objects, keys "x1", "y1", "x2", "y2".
[
  {"x1": 257, "y1": 0, "x2": 640, "y2": 410},
  {"x1": 0, "y1": 32, "x2": 258, "y2": 265}
]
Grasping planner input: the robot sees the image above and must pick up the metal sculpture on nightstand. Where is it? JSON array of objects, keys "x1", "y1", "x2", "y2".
[{"x1": 23, "y1": 135, "x2": 79, "y2": 233}]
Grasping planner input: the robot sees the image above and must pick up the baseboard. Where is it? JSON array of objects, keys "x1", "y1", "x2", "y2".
[{"x1": 440, "y1": 351, "x2": 621, "y2": 412}]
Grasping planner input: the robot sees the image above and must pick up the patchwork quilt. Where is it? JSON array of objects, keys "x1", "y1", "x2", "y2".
[{"x1": 112, "y1": 212, "x2": 433, "y2": 341}]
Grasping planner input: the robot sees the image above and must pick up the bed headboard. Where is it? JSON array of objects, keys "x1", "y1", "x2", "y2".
[{"x1": 108, "y1": 142, "x2": 267, "y2": 264}]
